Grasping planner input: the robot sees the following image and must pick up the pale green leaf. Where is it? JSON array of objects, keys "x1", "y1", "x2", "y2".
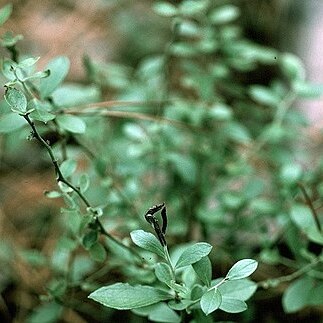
[
  {"x1": 280, "y1": 53, "x2": 305, "y2": 82},
  {"x1": 4, "y1": 87, "x2": 28, "y2": 114},
  {"x1": 130, "y1": 230, "x2": 165, "y2": 258},
  {"x1": 155, "y1": 262, "x2": 173, "y2": 286},
  {"x1": 219, "y1": 297, "x2": 247, "y2": 313},
  {"x1": 133, "y1": 303, "x2": 181, "y2": 323},
  {"x1": 218, "y1": 279, "x2": 257, "y2": 301},
  {"x1": 210, "y1": 5, "x2": 240, "y2": 24},
  {"x1": 56, "y1": 115, "x2": 86, "y2": 134},
  {"x1": 88, "y1": 283, "x2": 171, "y2": 309},
  {"x1": 0, "y1": 112, "x2": 26, "y2": 133},
  {"x1": 192, "y1": 256, "x2": 212, "y2": 286},
  {"x1": 60, "y1": 159, "x2": 77, "y2": 178},
  {"x1": 175, "y1": 242, "x2": 212, "y2": 269},
  {"x1": 225, "y1": 259, "x2": 258, "y2": 280},
  {"x1": 249, "y1": 85, "x2": 280, "y2": 106},
  {"x1": 88, "y1": 242, "x2": 106, "y2": 262},
  {"x1": 39, "y1": 56, "x2": 70, "y2": 98},
  {"x1": 153, "y1": 2, "x2": 177, "y2": 17},
  {"x1": 148, "y1": 302, "x2": 181, "y2": 323},
  {"x1": 0, "y1": 4, "x2": 12, "y2": 26},
  {"x1": 79, "y1": 173, "x2": 90, "y2": 193},
  {"x1": 282, "y1": 276, "x2": 313, "y2": 313},
  {"x1": 200, "y1": 288, "x2": 222, "y2": 315}
]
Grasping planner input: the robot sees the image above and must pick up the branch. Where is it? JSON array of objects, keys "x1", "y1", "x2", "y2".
[{"x1": 23, "y1": 114, "x2": 143, "y2": 262}]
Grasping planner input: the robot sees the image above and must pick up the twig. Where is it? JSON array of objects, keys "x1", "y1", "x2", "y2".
[
  {"x1": 258, "y1": 256, "x2": 322, "y2": 288},
  {"x1": 22, "y1": 114, "x2": 143, "y2": 261},
  {"x1": 298, "y1": 182, "x2": 322, "y2": 233}
]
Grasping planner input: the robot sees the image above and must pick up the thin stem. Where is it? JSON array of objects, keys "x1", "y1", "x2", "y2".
[
  {"x1": 208, "y1": 277, "x2": 228, "y2": 292},
  {"x1": 24, "y1": 114, "x2": 92, "y2": 207},
  {"x1": 22, "y1": 114, "x2": 144, "y2": 262},
  {"x1": 298, "y1": 182, "x2": 322, "y2": 233},
  {"x1": 96, "y1": 218, "x2": 143, "y2": 262},
  {"x1": 249, "y1": 90, "x2": 297, "y2": 156},
  {"x1": 164, "y1": 245, "x2": 176, "y2": 280},
  {"x1": 258, "y1": 256, "x2": 322, "y2": 288}
]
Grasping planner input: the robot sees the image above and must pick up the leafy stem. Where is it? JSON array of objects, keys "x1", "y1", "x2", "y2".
[
  {"x1": 258, "y1": 256, "x2": 322, "y2": 288},
  {"x1": 163, "y1": 245, "x2": 176, "y2": 280},
  {"x1": 22, "y1": 113, "x2": 143, "y2": 262}
]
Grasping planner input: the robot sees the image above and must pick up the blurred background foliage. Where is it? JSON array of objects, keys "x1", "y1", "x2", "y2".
[{"x1": 0, "y1": 0, "x2": 322, "y2": 322}]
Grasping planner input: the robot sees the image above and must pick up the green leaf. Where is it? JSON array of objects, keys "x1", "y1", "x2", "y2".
[
  {"x1": 51, "y1": 84, "x2": 100, "y2": 107},
  {"x1": 79, "y1": 173, "x2": 90, "y2": 193},
  {"x1": 209, "y1": 5, "x2": 240, "y2": 24},
  {"x1": 124, "y1": 123, "x2": 147, "y2": 141},
  {"x1": 192, "y1": 256, "x2": 212, "y2": 286},
  {"x1": 39, "y1": 56, "x2": 70, "y2": 98},
  {"x1": 22, "y1": 70, "x2": 50, "y2": 82},
  {"x1": 200, "y1": 288, "x2": 222, "y2": 315},
  {"x1": 280, "y1": 53, "x2": 305, "y2": 82},
  {"x1": 30, "y1": 109, "x2": 55, "y2": 123},
  {"x1": 225, "y1": 259, "x2": 258, "y2": 281},
  {"x1": 282, "y1": 276, "x2": 313, "y2": 313},
  {"x1": 0, "y1": 4, "x2": 12, "y2": 26},
  {"x1": 179, "y1": 0, "x2": 208, "y2": 16},
  {"x1": 218, "y1": 279, "x2": 257, "y2": 301},
  {"x1": 153, "y1": 2, "x2": 177, "y2": 17},
  {"x1": 82, "y1": 230, "x2": 99, "y2": 250},
  {"x1": 293, "y1": 81, "x2": 323, "y2": 98},
  {"x1": 219, "y1": 297, "x2": 247, "y2": 313},
  {"x1": 308, "y1": 281, "x2": 323, "y2": 306},
  {"x1": 209, "y1": 104, "x2": 232, "y2": 121},
  {"x1": 60, "y1": 159, "x2": 77, "y2": 178},
  {"x1": 290, "y1": 204, "x2": 323, "y2": 245},
  {"x1": 133, "y1": 303, "x2": 181, "y2": 323},
  {"x1": 56, "y1": 114, "x2": 86, "y2": 134},
  {"x1": 18, "y1": 56, "x2": 40, "y2": 69},
  {"x1": 224, "y1": 122, "x2": 251, "y2": 143},
  {"x1": 44, "y1": 190, "x2": 61, "y2": 198},
  {"x1": 167, "y1": 153, "x2": 197, "y2": 184},
  {"x1": 88, "y1": 283, "x2": 171, "y2": 309},
  {"x1": 175, "y1": 242, "x2": 212, "y2": 269},
  {"x1": 0, "y1": 112, "x2": 26, "y2": 133},
  {"x1": 280, "y1": 164, "x2": 302, "y2": 185},
  {"x1": 4, "y1": 87, "x2": 28, "y2": 114},
  {"x1": 148, "y1": 303, "x2": 181, "y2": 323},
  {"x1": 155, "y1": 263, "x2": 173, "y2": 286},
  {"x1": 249, "y1": 85, "x2": 280, "y2": 106},
  {"x1": 130, "y1": 230, "x2": 165, "y2": 258},
  {"x1": 88, "y1": 242, "x2": 106, "y2": 262},
  {"x1": 27, "y1": 302, "x2": 63, "y2": 323}
]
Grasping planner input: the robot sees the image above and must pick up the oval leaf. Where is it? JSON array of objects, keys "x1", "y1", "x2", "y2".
[
  {"x1": 175, "y1": 242, "x2": 212, "y2": 269},
  {"x1": 225, "y1": 259, "x2": 258, "y2": 281},
  {"x1": 88, "y1": 242, "x2": 106, "y2": 262},
  {"x1": 218, "y1": 279, "x2": 257, "y2": 301},
  {"x1": 155, "y1": 263, "x2": 173, "y2": 286},
  {"x1": 282, "y1": 276, "x2": 313, "y2": 313},
  {"x1": 210, "y1": 5, "x2": 240, "y2": 24},
  {"x1": 153, "y1": 2, "x2": 178, "y2": 17},
  {"x1": 4, "y1": 87, "x2": 27, "y2": 114},
  {"x1": 89, "y1": 283, "x2": 171, "y2": 309},
  {"x1": 200, "y1": 288, "x2": 222, "y2": 315},
  {"x1": 0, "y1": 112, "x2": 26, "y2": 133},
  {"x1": 56, "y1": 114, "x2": 86, "y2": 134},
  {"x1": 60, "y1": 159, "x2": 77, "y2": 178},
  {"x1": 192, "y1": 256, "x2": 212, "y2": 287},
  {"x1": 0, "y1": 4, "x2": 12, "y2": 26},
  {"x1": 219, "y1": 297, "x2": 247, "y2": 313},
  {"x1": 130, "y1": 230, "x2": 165, "y2": 258},
  {"x1": 39, "y1": 56, "x2": 70, "y2": 98}
]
